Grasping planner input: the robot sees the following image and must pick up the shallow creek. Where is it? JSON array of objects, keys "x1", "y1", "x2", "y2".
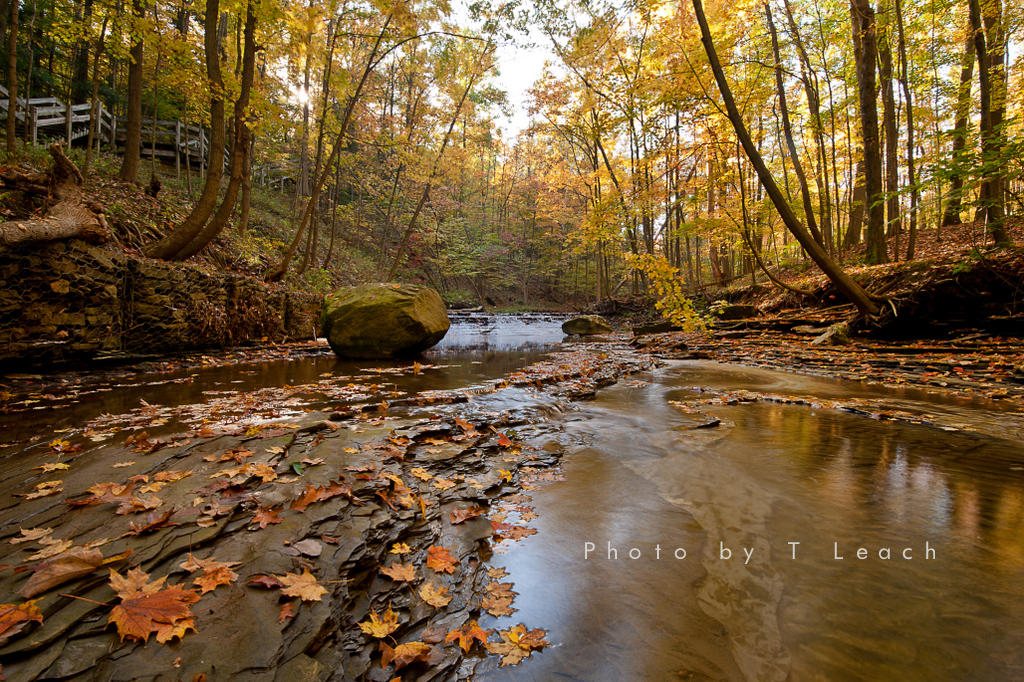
[
  {"x1": 3, "y1": 314, "x2": 1023, "y2": 680},
  {"x1": 480, "y1": 360, "x2": 1024, "y2": 681}
]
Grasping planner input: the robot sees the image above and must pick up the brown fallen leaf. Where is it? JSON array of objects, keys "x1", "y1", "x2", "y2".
[
  {"x1": 486, "y1": 567, "x2": 509, "y2": 580},
  {"x1": 485, "y1": 624, "x2": 549, "y2": 667},
  {"x1": 8, "y1": 527, "x2": 53, "y2": 545},
  {"x1": 124, "y1": 509, "x2": 178, "y2": 536},
  {"x1": 193, "y1": 562, "x2": 239, "y2": 594},
  {"x1": 247, "y1": 574, "x2": 283, "y2": 590},
  {"x1": 107, "y1": 568, "x2": 199, "y2": 643},
  {"x1": 278, "y1": 600, "x2": 298, "y2": 624},
  {"x1": 359, "y1": 604, "x2": 398, "y2": 638},
  {"x1": 449, "y1": 505, "x2": 486, "y2": 525},
  {"x1": 481, "y1": 594, "x2": 516, "y2": 617},
  {"x1": 485, "y1": 581, "x2": 516, "y2": 600},
  {"x1": 380, "y1": 641, "x2": 432, "y2": 670},
  {"x1": 425, "y1": 545, "x2": 457, "y2": 574},
  {"x1": 26, "y1": 538, "x2": 74, "y2": 562},
  {"x1": 277, "y1": 569, "x2": 326, "y2": 602},
  {"x1": 245, "y1": 503, "x2": 280, "y2": 527},
  {"x1": 24, "y1": 480, "x2": 63, "y2": 500},
  {"x1": 380, "y1": 563, "x2": 416, "y2": 582},
  {"x1": 0, "y1": 600, "x2": 43, "y2": 642},
  {"x1": 418, "y1": 582, "x2": 451, "y2": 607},
  {"x1": 445, "y1": 620, "x2": 489, "y2": 653},
  {"x1": 431, "y1": 478, "x2": 456, "y2": 491},
  {"x1": 19, "y1": 547, "x2": 104, "y2": 598}
]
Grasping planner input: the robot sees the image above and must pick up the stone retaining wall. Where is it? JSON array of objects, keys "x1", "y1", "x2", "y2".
[{"x1": 0, "y1": 240, "x2": 323, "y2": 365}]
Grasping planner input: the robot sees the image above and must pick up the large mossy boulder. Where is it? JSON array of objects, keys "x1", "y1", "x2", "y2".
[
  {"x1": 322, "y1": 283, "x2": 450, "y2": 358},
  {"x1": 562, "y1": 315, "x2": 613, "y2": 335}
]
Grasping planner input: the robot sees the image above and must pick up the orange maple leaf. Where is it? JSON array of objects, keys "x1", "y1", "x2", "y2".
[
  {"x1": 418, "y1": 582, "x2": 451, "y2": 608},
  {"x1": 380, "y1": 641, "x2": 432, "y2": 670},
  {"x1": 445, "y1": 620, "x2": 488, "y2": 653},
  {"x1": 107, "y1": 568, "x2": 199, "y2": 643},
  {"x1": 359, "y1": 604, "x2": 398, "y2": 638},
  {"x1": 425, "y1": 545, "x2": 457, "y2": 574},
  {"x1": 252, "y1": 506, "x2": 283, "y2": 528},
  {"x1": 277, "y1": 569, "x2": 326, "y2": 602},
  {"x1": 380, "y1": 562, "x2": 416, "y2": 582},
  {"x1": 0, "y1": 600, "x2": 43, "y2": 642}
]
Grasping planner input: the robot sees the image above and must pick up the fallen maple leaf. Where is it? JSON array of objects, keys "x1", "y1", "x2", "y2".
[
  {"x1": 19, "y1": 547, "x2": 104, "y2": 598},
  {"x1": 390, "y1": 542, "x2": 412, "y2": 554},
  {"x1": 193, "y1": 562, "x2": 239, "y2": 594},
  {"x1": 410, "y1": 467, "x2": 433, "y2": 481},
  {"x1": 431, "y1": 478, "x2": 456, "y2": 491},
  {"x1": 486, "y1": 567, "x2": 509, "y2": 580},
  {"x1": 497, "y1": 433, "x2": 513, "y2": 448},
  {"x1": 26, "y1": 538, "x2": 74, "y2": 561},
  {"x1": 485, "y1": 624, "x2": 549, "y2": 667},
  {"x1": 486, "y1": 581, "x2": 516, "y2": 600},
  {"x1": 380, "y1": 563, "x2": 416, "y2": 582},
  {"x1": 252, "y1": 506, "x2": 283, "y2": 529},
  {"x1": 445, "y1": 620, "x2": 488, "y2": 653},
  {"x1": 9, "y1": 527, "x2": 53, "y2": 545},
  {"x1": 277, "y1": 569, "x2": 326, "y2": 602},
  {"x1": 449, "y1": 505, "x2": 485, "y2": 525},
  {"x1": 24, "y1": 480, "x2": 63, "y2": 500},
  {"x1": 107, "y1": 568, "x2": 199, "y2": 643},
  {"x1": 481, "y1": 594, "x2": 516, "y2": 617},
  {"x1": 425, "y1": 545, "x2": 457, "y2": 574},
  {"x1": 34, "y1": 462, "x2": 70, "y2": 473},
  {"x1": 0, "y1": 601, "x2": 43, "y2": 642},
  {"x1": 380, "y1": 641, "x2": 432, "y2": 670},
  {"x1": 418, "y1": 582, "x2": 451, "y2": 607},
  {"x1": 359, "y1": 604, "x2": 398, "y2": 638}
]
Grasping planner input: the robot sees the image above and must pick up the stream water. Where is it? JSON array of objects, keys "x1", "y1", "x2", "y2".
[
  {"x1": 478, "y1": 360, "x2": 1024, "y2": 681},
  {"x1": 4, "y1": 314, "x2": 1023, "y2": 680}
]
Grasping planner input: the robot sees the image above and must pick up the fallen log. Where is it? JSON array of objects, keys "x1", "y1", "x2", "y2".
[{"x1": 0, "y1": 143, "x2": 108, "y2": 248}]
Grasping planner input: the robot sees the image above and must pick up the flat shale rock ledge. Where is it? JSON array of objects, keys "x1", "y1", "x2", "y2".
[{"x1": 323, "y1": 283, "x2": 450, "y2": 359}]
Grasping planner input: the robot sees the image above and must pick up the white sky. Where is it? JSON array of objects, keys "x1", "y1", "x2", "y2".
[{"x1": 491, "y1": 32, "x2": 553, "y2": 137}]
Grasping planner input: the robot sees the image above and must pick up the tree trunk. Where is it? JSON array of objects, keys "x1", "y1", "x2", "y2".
[
  {"x1": 894, "y1": 0, "x2": 919, "y2": 259},
  {"x1": 940, "y1": 34, "x2": 974, "y2": 227},
  {"x1": 83, "y1": 16, "x2": 109, "y2": 172},
  {"x1": 144, "y1": 0, "x2": 225, "y2": 259},
  {"x1": 118, "y1": 0, "x2": 145, "y2": 183},
  {"x1": 850, "y1": 0, "x2": 887, "y2": 263},
  {"x1": 765, "y1": 4, "x2": 825, "y2": 248},
  {"x1": 877, "y1": 17, "x2": 900, "y2": 256},
  {"x1": 691, "y1": 0, "x2": 880, "y2": 315},
  {"x1": 172, "y1": 0, "x2": 256, "y2": 260},
  {"x1": 5, "y1": 0, "x2": 17, "y2": 159},
  {"x1": 978, "y1": 0, "x2": 1008, "y2": 244}
]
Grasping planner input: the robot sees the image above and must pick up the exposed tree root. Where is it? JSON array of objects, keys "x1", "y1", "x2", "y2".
[{"x1": 0, "y1": 143, "x2": 108, "y2": 248}]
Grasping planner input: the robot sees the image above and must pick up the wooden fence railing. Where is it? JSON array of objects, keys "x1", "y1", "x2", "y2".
[{"x1": 0, "y1": 84, "x2": 294, "y2": 191}]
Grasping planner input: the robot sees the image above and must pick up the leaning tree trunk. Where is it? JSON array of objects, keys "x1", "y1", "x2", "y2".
[
  {"x1": 0, "y1": 143, "x2": 108, "y2": 247},
  {"x1": 172, "y1": 0, "x2": 256, "y2": 260},
  {"x1": 145, "y1": 0, "x2": 225, "y2": 259},
  {"x1": 691, "y1": 0, "x2": 880, "y2": 316}
]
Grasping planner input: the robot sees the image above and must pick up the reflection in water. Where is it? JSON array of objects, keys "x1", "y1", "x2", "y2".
[
  {"x1": 0, "y1": 315, "x2": 568, "y2": 445},
  {"x1": 481, "y1": 360, "x2": 1024, "y2": 681}
]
